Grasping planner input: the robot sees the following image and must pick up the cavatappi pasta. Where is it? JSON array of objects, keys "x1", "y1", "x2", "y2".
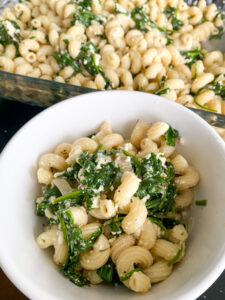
[
  {"x1": 0, "y1": 1, "x2": 225, "y2": 116},
  {"x1": 36, "y1": 120, "x2": 200, "y2": 293}
]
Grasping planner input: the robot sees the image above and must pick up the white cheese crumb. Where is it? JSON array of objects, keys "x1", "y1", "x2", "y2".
[
  {"x1": 115, "y1": 153, "x2": 132, "y2": 173},
  {"x1": 141, "y1": 195, "x2": 150, "y2": 203},
  {"x1": 3, "y1": 20, "x2": 19, "y2": 38},
  {"x1": 92, "y1": 195, "x2": 100, "y2": 208},
  {"x1": 78, "y1": 168, "x2": 85, "y2": 181},
  {"x1": 36, "y1": 197, "x2": 44, "y2": 204},
  {"x1": 94, "y1": 53, "x2": 101, "y2": 66},
  {"x1": 156, "y1": 152, "x2": 167, "y2": 168},
  {"x1": 96, "y1": 153, "x2": 112, "y2": 169}
]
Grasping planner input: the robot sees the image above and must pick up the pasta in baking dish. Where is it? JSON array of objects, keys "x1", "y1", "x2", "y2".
[
  {"x1": 36, "y1": 120, "x2": 200, "y2": 293},
  {"x1": 0, "y1": 0, "x2": 225, "y2": 116}
]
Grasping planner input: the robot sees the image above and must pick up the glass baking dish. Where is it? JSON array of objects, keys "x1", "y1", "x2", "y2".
[{"x1": 0, "y1": 0, "x2": 224, "y2": 107}]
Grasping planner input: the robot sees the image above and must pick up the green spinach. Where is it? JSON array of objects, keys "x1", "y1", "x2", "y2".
[{"x1": 165, "y1": 126, "x2": 179, "y2": 146}]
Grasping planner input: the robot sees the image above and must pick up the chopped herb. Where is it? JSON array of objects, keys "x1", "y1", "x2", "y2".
[
  {"x1": 154, "y1": 88, "x2": 171, "y2": 96},
  {"x1": 120, "y1": 268, "x2": 141, "y2": 281},
  {"x1": 180, "y1": 48, "x2": 204, "y2": 68},
  {"x1": 29, "y1": 36, "x2": 36, "y2": 39},
  {"x1": 165, "y1": 126, "x2": 179, "y2": 146},
  {"x1": 168, "y1": 244, "x2": 183, "y2": 266},
  {"x1": 195, "y1": 200, "x2": 207, "y2": 206}
]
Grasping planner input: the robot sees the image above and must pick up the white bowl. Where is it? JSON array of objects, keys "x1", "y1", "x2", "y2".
[{"x1": 0, "y1": 91, "x2": 225, "y2": 300}]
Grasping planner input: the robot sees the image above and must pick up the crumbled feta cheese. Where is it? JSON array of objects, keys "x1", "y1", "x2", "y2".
[
  {"x1": 94, "y1": 53, "x2": 101, "y2": 66},
  {"x1": 36, "y1": 197, "x2": 44, "y2": 204},
  {"x1": 96, "y1": 153, "x2": 112, "y2": 169},
  {"x1": 56, "y1": 231, "x2": 64, "y2": 245},
  {"x1": 45, "y1": 208, "x2": 55, "y2": 219},
  {"x1": 92, "y1": 195, "x2": 100, "y2": 208},
  {"x1": 156, "y1": 153, "x2": 167, "y2": 168},
  {"x1": 93, "y1": 185, "x2": 104, "y2": 193},
  {"x1": 78, "y1": 168, "x2": 85, "y2": 181},
  {"x1": 115, "y1": 3, "x2": 127, "y2": 13},
  {"x1": 123, "y1": 142, "x2": 133, "y2": 151},
  {"x1": 3, "y1": 20, "x2": 19, "y2": 38},
  {"x1": 49, "y1": 196, "x2": 56, "y2": 203},
  {"x1": 54, "y1": 171, "x2": 65, "y2": 178},
  {"x1": 115, "y1": 153, "x2": 132, "y2": 173},
  {"x1": 66, "y1": 145, "x2": 82, "y2": 164},
  {"x1": 142, "y1": 4, "x2": 150, "y2": 13},
  {"x1": 141, "y1": 195, "x2": 150, "y2": 203}
]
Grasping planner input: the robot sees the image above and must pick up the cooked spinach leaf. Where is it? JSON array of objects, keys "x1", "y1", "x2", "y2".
[
  {"x1": 58, "y1": 210, "x2": 101, "y2": 286},
  {"x1": 130, "y1": 6, "x2": 174, "y2": 44},
  {"x1": 192, "y1": 74, "x2": 225, "y2": 111},
  {"x1": 58, "y1": 149, "x2": 120, "y2": 210},
  {"x1": 159, "y1": 75, "x2": 166, "y2": 88},
  {"x1": 148, "y1": 216, "x2": 166, "y2": 231},
  {"x1": 131, "y1": 6, "x2": 149, "y2": 32},
  {"x1": 62, "y1": 267, "x2": 90, "y2": 287},
  {"x1": 52, "y1": 51, "x2": 81, "y2": 73},
  {"x1": 210, "y1": 26, "x2": 224, "y2": 40},
  {"x1": 105, "y1": 214, "x2": 125, "y2": 234},
  {"x1": 71, "y1": 9, "x2": 104, "y2": 27},
  {"x1": 36, "y1": 185, "x2": 82, "y2": 218},
  {"x1": 164, "y1": 7, "x2": 183, "y2": 31},
  {"x1": 180, "y1": 48, "x2": 204, "y2": 68},
  {"x1": 165, "y1": 126, "x2": 179, "y2": 146},
  {"x1": 52, "y1": 42, "x2": 111, "y2": 88},
  {"x1": 0, "y1": 20, "x2": 21, "y2": 55},
  {"x1": 123, "y1": 152, "x2": 177, "y2": 215},
  {"x1": 97, "y1": 258, "x2": 115, "y2": 283},
  {"x1": 210, "y1": 13, "x2": 225, "y2": 40}
]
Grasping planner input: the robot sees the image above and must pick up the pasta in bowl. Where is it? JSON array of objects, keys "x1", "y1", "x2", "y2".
[
  {"x1": 0, "y1": 91, "x2": 225, "y2": 300},
  {"x1": 0, "y1": 0, "x2": 225, "y2": 122},
  {"x1": 36, "y1": 120, "x2": 200, "y2": 293}
]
